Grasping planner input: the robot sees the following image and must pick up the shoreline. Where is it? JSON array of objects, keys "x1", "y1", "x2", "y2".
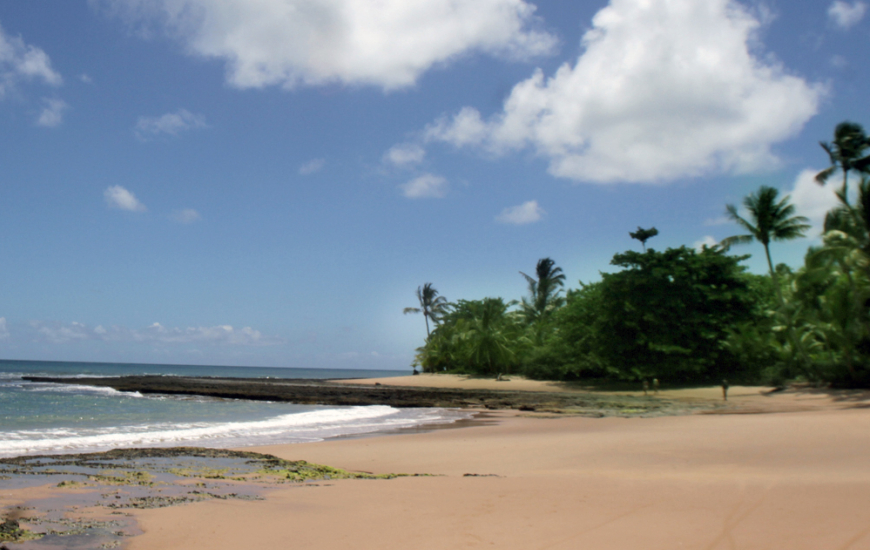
[
  {"x1": 133, "y1": 400, "x2": 870, "y2": 550},
  {"x1": 22, "y1": 374, "x2": 726, "y2": 415},
  {"x1": 4, "y1": 380, "x2": 870, "y2": 549}
]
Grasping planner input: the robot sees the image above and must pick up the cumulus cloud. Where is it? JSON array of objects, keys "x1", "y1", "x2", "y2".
[
  {"x1": 0, "y1": 23, "x2": 62, "y2": 98},
  {"x1": 828, "y1": 1, "x2": 867, "y2": 29},
  {"x1": 104, "y1": 185, "x2": 147, "y2": 212},
  {"x1": 425, "y1": 0, "x2": 823, "y2": 184},
  {"x1": 135, "y1": 108, "x2": 207, "y2": 139},
  {"x1": 401, "y1": 173, "x2": 448, "y2": 198},
  {"x1": 96, "y1": 0, "x2": 556, "y2": 90},
  {"x1": 384, "y1": 143, "x2": 425, "y2": 167},
  {"x1": 171, "y1": 208, "x2": 201, "y2": 223},
  {"x1": 36, "y1": 98, "x2": 67, "y2": 127},
  {"x1": 27, "y1": 320, "x2": 282, "y2": 346},
  {"x1": 786, "y1": 168, "x2": 842, "y2": 238},
  {"x1": 299, "y1": 158, "x2": 325, "y2": 175},
  {"x1": 495, "y1": 200, "x2": 544, "y2": 224}
]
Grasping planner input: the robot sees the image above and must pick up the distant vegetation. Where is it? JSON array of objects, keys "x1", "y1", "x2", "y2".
[{"x1": 406, "y1": 122, "x2": 870, "y2": 388}]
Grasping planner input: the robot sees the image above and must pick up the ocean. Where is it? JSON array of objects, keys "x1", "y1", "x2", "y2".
[{"x1": 0, "y1": 359, "x2": 470, "y2": 458}]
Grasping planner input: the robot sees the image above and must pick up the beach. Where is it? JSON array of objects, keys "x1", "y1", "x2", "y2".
[
  {"x1": 4, "y1": 376, "x2": 870, "y2": 549},
  {"x1": 130, "y1": 379, "x2": 870, "y2": 549}
]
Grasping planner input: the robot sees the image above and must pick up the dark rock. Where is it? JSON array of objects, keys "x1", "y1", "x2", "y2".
[{"x1": 21, "y1": 375, "x2": 711, "y2": 416}]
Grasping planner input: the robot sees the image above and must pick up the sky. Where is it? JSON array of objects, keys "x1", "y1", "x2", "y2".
[{"x1": 0, "y1": 0, "x2": 868, "y2": 370}]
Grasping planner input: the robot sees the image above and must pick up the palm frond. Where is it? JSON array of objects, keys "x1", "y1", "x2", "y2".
[
  {"x1": 719, "y1": 235, "x2": 754, "y2": 249},
  {"x1": 725, "y1": 204, "x2": 761, "y2": 241}
]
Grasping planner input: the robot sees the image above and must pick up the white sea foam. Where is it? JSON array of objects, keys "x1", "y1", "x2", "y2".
[
  {"x1": 24, "y1": 383, "x2": 146, "y2": 399},
  {"x1": 0, "y1": 405, "x2": 472, "y2": 458}
]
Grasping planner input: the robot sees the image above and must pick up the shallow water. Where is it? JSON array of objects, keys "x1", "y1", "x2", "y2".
[{"x1": 0, "y1": 359, "x2": 470, "y2": 458}]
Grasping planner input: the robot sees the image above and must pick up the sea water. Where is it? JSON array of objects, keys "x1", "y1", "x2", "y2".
[{"x1": 0, "y1": 359, "x2": 470, "y2": 458}]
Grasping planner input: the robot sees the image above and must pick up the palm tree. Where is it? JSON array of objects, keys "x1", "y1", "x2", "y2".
[
  {"x1": 721, "y1": 186, "x2": 810, "y2": 279},
  {"x1": 629, "y1": 226, "x2": 658, "y2": 251},
  {"x1": 459, "y1": 298, "x2": 519, "y2": 375},
  {"x1": 816, "y1": 121, "x2": 870, "y2": 204},
  {"x1": 520, "y1": 258, "x2": 566, "y2": 324},
  {"x1": 723, "y1": 186, "x2": 812, "y2": 375},
  {"x1": 403, "y1": 283, "x2": 448, "y2": 339},
  {"x1": 824, "y1": 176, "x2": 870, "y2": 250}
]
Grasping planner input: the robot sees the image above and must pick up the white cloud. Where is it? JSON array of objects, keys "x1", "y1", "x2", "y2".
[
  {"x1": 104, "y1": 185, "x2": 147, "y2": 212},
  {"x1": 36, "y1": 321, "x2": 91, "y2": 344},
  {"x1": 704, "y1": 216, "x2": 730, "y2": 227},
  {"x1": 495, "y1": 200, "x2": 544, "y2": 224},
  {"x1": 97, "y1": 0, "x2": 556, "y2": 90},
  {"x1": 830, "y1": 55, "x2": 848, "y2": 69},
  {"x1": 299, "y1": 158, "x2": 325, "y2": 175},
  {"x1": 401, "y1": 173, "x2": 448, "y2": 198},
  {"x1": 828, "y1": 1, "x2": 867, "y2": 29},
  {"x1": 171, "y1": 208, "x2": 201, "y2": 223},
  {"x1": 140, "y1": 322, "x2": 280, "y2": 345},
  {"x1": 693, "y1": 235, "x2": 719, "y2": 250},
  {"x1": 36, "y1": 98, "x2": 67, "y2": 127},
  {"x1": 786, "y1": 168, "x2": 843, "y2": 238},
  {"x1": 0, "y1": 317, "x2": 9, "y2": 340},
  {"x1": 135, "y1": 108, "x2": 207, "y2": 139},
  {"x1": 384, "y1": 143, "x2": 425, "y2": 167},
  {"x1": 27, "y1": 320, "x2": 282, "y2": 346},
  {"x1": 426, "y1": 0, "x2": 823, "y2": 184},
  {"x1": 0, "y1": 23, "x2": 62, "y2": 98},
  {"x1": 79, "y1": 73, "x2": 93, "y2": 83}
]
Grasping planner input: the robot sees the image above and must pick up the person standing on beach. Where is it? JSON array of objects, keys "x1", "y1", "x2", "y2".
[{"x1": 722, "y1": 379, "x2": 729, "y2": 401}]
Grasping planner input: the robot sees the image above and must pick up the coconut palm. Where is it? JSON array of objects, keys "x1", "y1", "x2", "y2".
[
  {"x1": 816, "y1": 121, "x2": 870, "y2": 204},
  {"x1": 520, "y1": 258, "x2": 566, "y2": 324},
  {"x1": 723, "y1": 187, "x2": 812, "y2": 377},
  {"x1": 629, "y1": 226, "x2": 658, "y2": 251},
  {"x1": 403, "y1": 283, "x2": 448, "y2": 339},
  {"x1": 721, "y1": 186, "x2": 810, "y2": 278}
]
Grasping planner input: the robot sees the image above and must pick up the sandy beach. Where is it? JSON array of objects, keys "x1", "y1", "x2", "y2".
[{"x1": 114, "y1": 379, "x2": 870, "y2": 550}]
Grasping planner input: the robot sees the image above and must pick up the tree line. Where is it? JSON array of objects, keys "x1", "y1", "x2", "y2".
[{"x1": 404, "y1": 121, "x2": 870, "y2": 388}]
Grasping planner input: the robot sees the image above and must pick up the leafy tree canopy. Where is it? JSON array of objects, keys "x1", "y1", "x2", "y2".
[{"x1": 557, "y1": 246, "x2": 761, "y2": 382}]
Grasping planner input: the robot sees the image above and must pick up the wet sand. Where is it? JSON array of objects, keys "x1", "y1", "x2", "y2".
[{"x1": 124, "y1": 384, "x2": 870, "y2": 550}]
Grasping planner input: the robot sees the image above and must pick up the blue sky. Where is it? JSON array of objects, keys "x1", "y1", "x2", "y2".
[{"x1": 0, "y1": 0, "x2": 868, "y2": 370}]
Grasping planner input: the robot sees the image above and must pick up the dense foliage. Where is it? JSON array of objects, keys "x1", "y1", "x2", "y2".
[
  {"x1": 407, "y1": 121, "x2": 870, "y2": 388},
  {"x1": 556, "y1": 247, "x2": 763, "y2": 383}
]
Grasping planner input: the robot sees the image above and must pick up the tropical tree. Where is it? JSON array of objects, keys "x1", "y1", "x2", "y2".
[
  {"x1": 722, "y1": 186, "x2": 810, "y2": 279},
  {"x1": 454, "y1": 298, "x2": 523, "y2": 376},
  {"x1": 823, "y1": 174, "x2": 870, "y2": 256},
  {"x1": 556, "y1": 246, "x2": 760, "y2": 382},
  {"x1": 414, "y1": 298, "x2": 526, "y2": 375},
  {"x1": 519, "y1": 258, "x2": 566, "y2": 325},
  {"x1": 816, "y1": 121, "x2": 870, "y2": 204},
  {"x1": 629, "y1": 226, "x2": 659, "y2": 251},
  {"x1": 403, "y1": 283, "x2": 448, "y2": 339}
]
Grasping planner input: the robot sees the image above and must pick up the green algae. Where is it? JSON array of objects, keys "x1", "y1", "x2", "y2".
[
  {"x1": 0, "y1": 518, "x2": 43, "y2": 543},
  {"x1": 254, "y1": 459, "x2": 410, "y2": 483},
  {"x1": 56, "y1": 480, "x2": 84, "y2": 488},
  {"x1": 89, "y1": 470, "x2": 155, "y2": 486},
  {"x1": 166, "y1": 466, "x2": 230, "y2": 479}
]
